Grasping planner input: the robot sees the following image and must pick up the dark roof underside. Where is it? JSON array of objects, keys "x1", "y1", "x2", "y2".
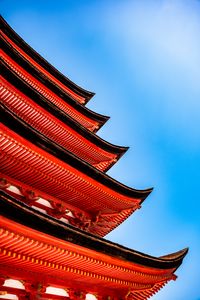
[{"x1": 0, "y1": 191, "x2": 188, "y2": 270}]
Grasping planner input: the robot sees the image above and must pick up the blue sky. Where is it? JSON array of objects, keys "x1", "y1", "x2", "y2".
[{"x1": 1, "y1": 1, "x2": 200, "y2": 299}]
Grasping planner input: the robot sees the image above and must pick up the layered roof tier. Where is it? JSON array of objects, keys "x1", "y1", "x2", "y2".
[
  {"x1": 1, "y1": 16, "x2": 94, "y2": 104},
  {"x1": 0, "y1": 16, "x2": 187, "y2": 300},
  {"x1": 0, "y1": 191, "x2": 188, "y2": 300},
  {"x1": 0, "y1": 115, "x2": 151, "y2": 237},
  {"x1": 0, "y1": 62, "x2": 128, "y2": 172},
  {"x1": 1, "y1": 18, "x2": 109, "y2": 132}
]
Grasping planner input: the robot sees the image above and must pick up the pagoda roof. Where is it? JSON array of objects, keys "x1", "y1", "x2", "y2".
[
  {"x1": 0, "y1": 107, "x2": 151, "y2": 199},
  {"x1": 0, "y1": 190, "x2": 188, "y2": 299},
  {"x1": 0, "y1": 16, "x2": 188, "y2": 300},
  {"x1": 1, "y1": 16, "x2": 94, "y2": 104},
  {"x1": 0, "y1": 63, "x2": 128, "y2": 172},
  {"x1": 1, "y1": 33, "x2": 109, "y2": 132},
  {"x1": 0, "y1": 111, "x2": 151, "y2": 236},
  {"x1": 1, "y1": 191, "x2": 188, "y2": 270}
]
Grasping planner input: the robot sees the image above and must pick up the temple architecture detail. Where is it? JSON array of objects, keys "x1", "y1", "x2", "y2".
[{"x1": 0, "y1": 16, "x2": 187, "y2": 300}]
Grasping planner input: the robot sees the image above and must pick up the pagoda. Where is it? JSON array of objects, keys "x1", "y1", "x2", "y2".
[{"x1": 0, "y1": 16, "x2": 187, "y2": 300}]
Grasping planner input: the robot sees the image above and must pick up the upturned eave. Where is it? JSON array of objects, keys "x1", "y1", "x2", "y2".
[{"x1": 1, "y1": 16, "x2": 94, "y2": 104}]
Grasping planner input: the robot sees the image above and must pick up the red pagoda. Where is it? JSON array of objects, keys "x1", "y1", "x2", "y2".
[{"x1": 0, "y1": 16, "x2": 188, "y2": 300}]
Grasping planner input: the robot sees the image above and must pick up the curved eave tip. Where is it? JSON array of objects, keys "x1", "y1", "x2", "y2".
[
  {"x1": 140, "y1": 187, "x2": 154, "y2": 203},
  {"x1": 104, "y1": 115, "x2": 110, "y2": 121},
  {"x1": 123, "y1": 146, "x2": 130, "y2": 152},
  {"x1": 117, "y1": 146, "x2": 130, "y2": 156},
  {"x1": 160, "y1": 247, "x2": 189, "y2": 261},
  {"x1": 100, "y1": 115, "x2": 110, "y2": 123},
  {"x1": 85, "y1": 92, "x2": 96, "y2": 103}
]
